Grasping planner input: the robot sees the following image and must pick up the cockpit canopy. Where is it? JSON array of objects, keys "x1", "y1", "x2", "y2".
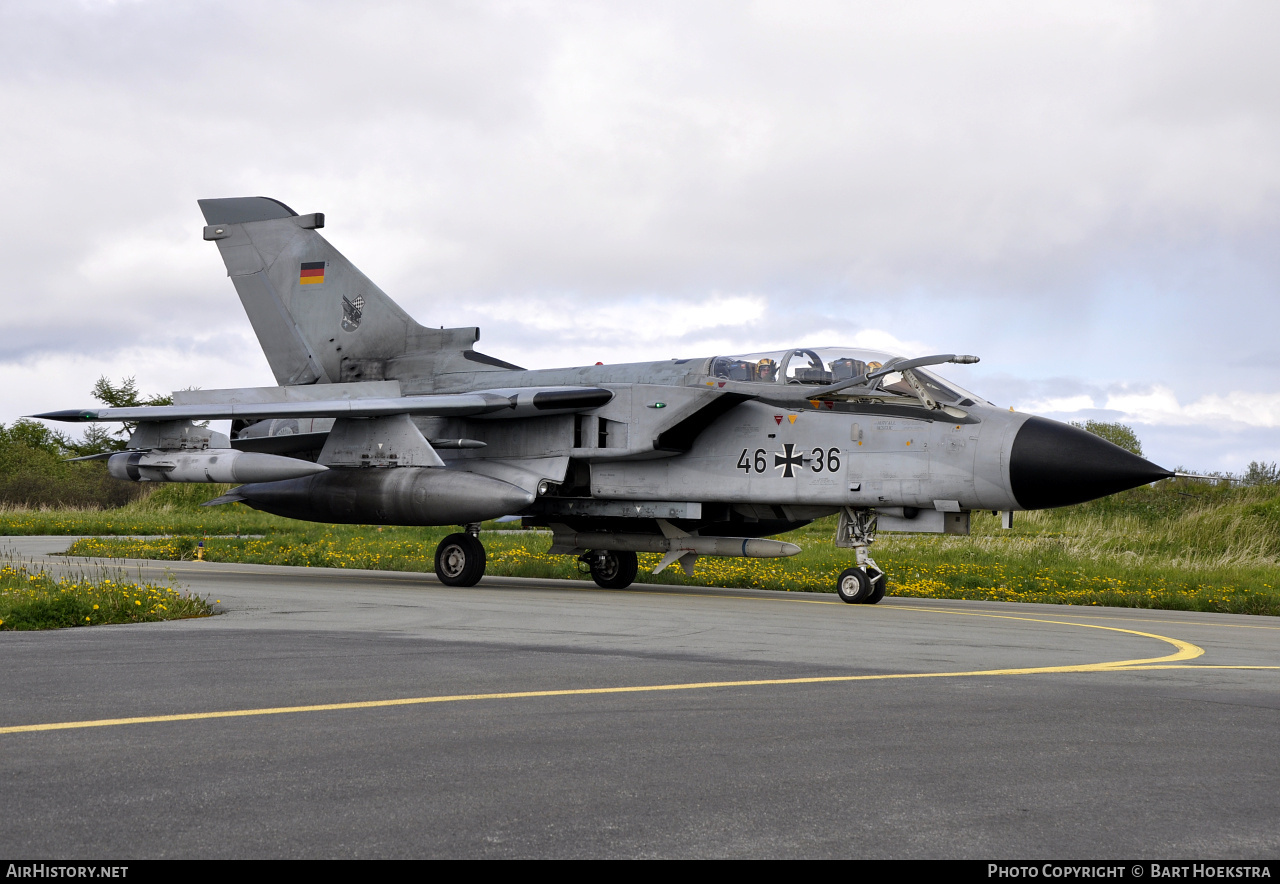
[{"x1": 709, "y1": 346, "x2": 986, "y2": 406}]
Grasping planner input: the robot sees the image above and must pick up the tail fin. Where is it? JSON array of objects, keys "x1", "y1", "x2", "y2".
[{"x1": 198, "y1": 197, "x2": 481, "y2": 386}]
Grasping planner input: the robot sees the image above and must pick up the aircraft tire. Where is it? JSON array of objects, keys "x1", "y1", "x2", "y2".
[
  {"x1": 863, "y1": 571, "x2": 887, "y2": 605},
  {"x1": 836, "y1": 567, "x2": 871, "y2": 604},
  {"x1": 589, "y1": 549, "x2": 638, "y2": 589},
  {"x1": 434, "y1": 533, "x2": 486, "y2": 587}
]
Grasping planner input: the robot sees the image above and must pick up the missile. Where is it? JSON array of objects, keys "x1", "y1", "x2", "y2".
[
  {"x1": 549, "y1": 531, "x2": 802, "y2": 559},
  {"x1": 108, "y1": 450, "x2": 329, "y2": 484},
  {"x1": 213, "y1": 467, "x2": 536, "y2": 526}
]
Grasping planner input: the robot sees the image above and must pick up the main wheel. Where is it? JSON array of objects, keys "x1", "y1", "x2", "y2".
[
  {"x1": 434, "y1": 533, "x2": 486, "y2": 587},
  {"x1": 589, "y1": 549, "x2": 638, "y2": 589},
  {"x1": 862, "y1": 570, "x2": 887, "y2": 605},
  {"x1": 836, "y1": 567, "x2": 871, "y2": 604}
]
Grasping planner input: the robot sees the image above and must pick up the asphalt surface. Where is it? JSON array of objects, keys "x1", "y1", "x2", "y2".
[{"x1": 1, "y1": 536, "x2": 1277, "y2": 859}]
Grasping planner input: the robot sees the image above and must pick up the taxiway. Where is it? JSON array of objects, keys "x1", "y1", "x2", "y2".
[{"x1": 1, "y1": 537, "x2": 1277, "y2": 858}]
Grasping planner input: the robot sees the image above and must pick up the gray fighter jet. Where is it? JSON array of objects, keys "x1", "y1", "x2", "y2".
[{"x1": 36, "y1": 197, "x2": 1173, "y2": 603}]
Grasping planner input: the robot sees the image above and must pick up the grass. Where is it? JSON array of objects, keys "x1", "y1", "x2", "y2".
[
  {"x1": 0, "y1": 552, "x2": 214, "y2": 630},
  {"x1": 5, "y1": 479, "x2": 1280, "y2": 617},
  {"x1": 0, "y1": 482, "x2": 299, "y2": 536}
]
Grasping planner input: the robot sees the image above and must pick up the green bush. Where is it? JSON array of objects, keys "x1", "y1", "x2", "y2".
[
  {"x1": 1070, "y1": 420, "x2": 1143, "y2": 456},
  {"x1": 0, "y1": 420, "x2": 145, "y2": 509},
  {"x1": 1243, "y1": 461, "x2": 1280, "y2": 487}
]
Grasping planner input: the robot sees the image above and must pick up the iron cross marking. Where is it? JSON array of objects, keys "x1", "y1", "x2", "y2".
[{"x1": 774, "y1": 443, "x2": 804, "y2": 478}]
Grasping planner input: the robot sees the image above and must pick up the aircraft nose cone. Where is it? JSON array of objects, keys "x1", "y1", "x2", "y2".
[{"x1": 1009, "y1": 416, "x2": 1173, "y2": 509}]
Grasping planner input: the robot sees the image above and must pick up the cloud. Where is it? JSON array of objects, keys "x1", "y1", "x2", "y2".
[
  {"x1": 1020, "y1": 394, "x2": 1097, "y2": 415},
  {"x1": 3, "y1": 1, "x2": 1280, "y2": 470},
  {"x1": 1104, "y1": 387, "x2": 1280, "y2": 429},
  {"x1": 460, "y1": 289, "x2": 934, "y2": 370},
  {"x1": 7, "y1": 2, "x2": 1280, "y2": 299},
  {"x1": 1021, "y1": 385, "x2": 1280, "y2": 429}
]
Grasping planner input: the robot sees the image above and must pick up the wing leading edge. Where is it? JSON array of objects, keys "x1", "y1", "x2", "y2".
[{"x1": 33, "y1": 386, "x2": 613, "y2": 424}]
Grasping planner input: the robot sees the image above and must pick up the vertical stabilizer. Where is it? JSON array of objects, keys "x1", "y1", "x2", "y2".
[{"x1": 199, "y1": 196, "x2": 476, "y2": 387}]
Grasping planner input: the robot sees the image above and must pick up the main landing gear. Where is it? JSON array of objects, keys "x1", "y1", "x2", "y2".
[
  {"x1": 432, "y1": 526, "x2": 642, "y2": 591},
  {"x1": 434, "y1": 524, "x2": 487, "y2": 587},
  {"x1": 579, "y1": 549, "x2": 639, "y2": 589},
  {"x1": 834, "y1": 507, "x2": 887, "y2": 604}
]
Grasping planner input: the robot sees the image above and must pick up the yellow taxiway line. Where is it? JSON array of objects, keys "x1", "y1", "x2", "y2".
[
  {"x1": 0, "y1": 611, "x2": 1219, "y2": 736},
  {"x1": 11, "y1": 554, "x2": 1276, "y2": 738}
]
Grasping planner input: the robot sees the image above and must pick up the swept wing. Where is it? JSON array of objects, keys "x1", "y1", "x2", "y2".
[{"x1": 34, "y1": 386, "x2": 613, "y2": 424}]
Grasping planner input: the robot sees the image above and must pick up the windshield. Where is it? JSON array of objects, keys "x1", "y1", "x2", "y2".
[
  {"x1": 709, "y1": 347, "x2": 986, "y2": 405},
  {"x1": 910, "y1": 367, "x2": 985, "y2": 406}
]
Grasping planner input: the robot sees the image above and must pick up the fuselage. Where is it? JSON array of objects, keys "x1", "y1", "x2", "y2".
[{"x1": 237, "y1": 345, "x2": 1158, "y2": 525}]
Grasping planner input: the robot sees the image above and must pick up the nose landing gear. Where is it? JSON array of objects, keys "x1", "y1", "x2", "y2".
[{"x1": 835, "y1": 507, "x2": 887, "y2": 604}]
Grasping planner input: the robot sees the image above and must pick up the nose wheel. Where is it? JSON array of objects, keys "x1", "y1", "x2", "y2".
[
  {"x1": 864, "y1": 568, "x2": 887, "y2": 604},
  {"x1": 836, "y1": 567, "x2": 868, "y2": 602},
  {"x1": 836, "y1": 567, "x2": 887, "y2": 604},
  {"x1": 434, "y1": 532, "x2": 487, "y2": 587}
]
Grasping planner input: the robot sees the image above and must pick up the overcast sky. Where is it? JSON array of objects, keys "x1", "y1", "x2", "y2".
[{"x1": 3, "y1": 1, "x2": 1278, "y2": 471}]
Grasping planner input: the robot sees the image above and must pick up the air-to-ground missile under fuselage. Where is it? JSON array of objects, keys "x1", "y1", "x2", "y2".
[{"x1": 35, "y1": 197, "x2": 1173, "y2": 603}]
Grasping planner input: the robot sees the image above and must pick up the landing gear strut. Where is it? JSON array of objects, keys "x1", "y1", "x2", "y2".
[
  {"x1": 834, "y1": 507, "x2": 886, "y2": 604},
  {"x1": 435, "y1": 531, "x2": 486, "y2": 587},
  {"x1": 580, "y1": 549, "x2": 638, "y2": 589}
]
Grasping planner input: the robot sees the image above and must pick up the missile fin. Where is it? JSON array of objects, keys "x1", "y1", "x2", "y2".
[
  {"x1": 656, "y1": 518, "x2": 689, "y2": 540},
  {"x1": 202, "y1": 490, "x2": 246, "y2": 507},
  {"x1": 678, "y1": 552, "x2": 699, "y2": 576},
  {"x1": 652, "y1": 548, "x2": 684, "y2": 574}
]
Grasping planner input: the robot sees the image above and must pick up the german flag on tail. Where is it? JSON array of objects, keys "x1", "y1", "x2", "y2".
[{"x1": 299, "y1": 261, "x2": 325, "y2": 285}]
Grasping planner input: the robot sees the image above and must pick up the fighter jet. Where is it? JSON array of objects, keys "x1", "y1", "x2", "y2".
[{"x1": 34, "y1": 197, "x2": 1173, "y2": 604}]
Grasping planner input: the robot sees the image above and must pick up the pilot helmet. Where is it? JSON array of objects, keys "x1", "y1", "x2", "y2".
[{"x1": 757, "y1": 358, "x2": 777, "y2": 380}]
